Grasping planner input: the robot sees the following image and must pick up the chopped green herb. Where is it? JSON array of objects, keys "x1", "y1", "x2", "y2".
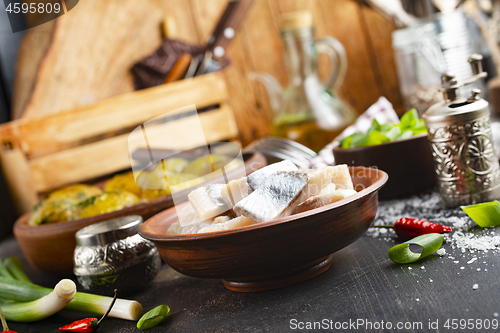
[
  {"x1": 388, "y1": 233, "x2": 444, "y2": 264},
  {"x1": 137, "y1": 305, "x2": 170, "y2": 330},
  {"x1": 461, "y1": 200, "x2": 500, "y2": 228},
  {"x1": 339, "y1": 109, "x2": 426, "y2": 149}
]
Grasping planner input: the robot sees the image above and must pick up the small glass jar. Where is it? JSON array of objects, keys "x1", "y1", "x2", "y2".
[
  {"x1": 392, "y1": 9, "x2": 480, "y2": 115},
  {"x1": 74, "y1": 215, "x2": 161, "y2": 296}
]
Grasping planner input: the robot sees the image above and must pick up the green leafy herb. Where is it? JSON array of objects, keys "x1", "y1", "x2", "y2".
[
  {"x1": 340, "y1": 109, "x2": 426, "y2": 148},
  {"x1": 137, "y1": 305, "x2": 170, "y2": 330},
  {"x1": 461, "y1": 200, "x2": 500, "y2": 227},
  {"x1": 388, "y1": 233, "x2": 444, "y2": 264}
]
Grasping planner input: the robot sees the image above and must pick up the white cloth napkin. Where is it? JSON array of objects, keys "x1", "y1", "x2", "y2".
[{"x1": 310, "y1": 97, "x2": 400, "y2": 168}]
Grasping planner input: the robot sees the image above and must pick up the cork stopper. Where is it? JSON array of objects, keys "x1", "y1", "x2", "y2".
[{"x1": 279, "y1": 10, "x2": 313, "y2": 31}]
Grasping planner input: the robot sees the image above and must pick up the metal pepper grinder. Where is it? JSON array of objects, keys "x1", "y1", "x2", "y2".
[{"x1": 423, "y1": 54, "x2": 500, "y2": 208}]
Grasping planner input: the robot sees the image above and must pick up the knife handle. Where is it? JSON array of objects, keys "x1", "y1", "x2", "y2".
[
  {"x1": 165, "y1": 53, "x2": 192, "y2": 83},
  {"x1": 209, "y1": 0, "x2": 255, "y2": 61}
]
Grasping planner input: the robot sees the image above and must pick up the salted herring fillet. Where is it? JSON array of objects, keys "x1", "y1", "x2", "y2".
[
  {"x1": 246, "y1": 160, "x2": 298, "y2": 190},
  {"x1": 327, "y1": 164, "x2": 354, "y2": 190},
  {"x1": 198, "y1": 216, "x2": 257, "y2": 233},
  {"x1": 188, "y1": 184, "x2": 229, "y2": 221},
  {"x1": 220, "y1": 177, "x2": 252, "y2": 208},
  {"x1": 302, "y1": 166, "x2": 340, "y2": 198},
  {"x1": 178, "y1": 202, "x2": 202, "y2": 227},
  {"x1": 295, "y1": 188, "x2": 357, "y2": 214},
  {"x1": 213, "y1": 216, "x2": 231, "y2": 223},
  {"x1": 234, "y1": 171, "x2": 311, "y2": 222},
  {"x1": 166, "y1": 219, "x2": 215, "y2": 235}
]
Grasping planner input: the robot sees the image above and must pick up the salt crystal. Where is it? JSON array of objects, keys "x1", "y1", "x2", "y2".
[
  {"x1": 379, "y1": 228, "x2": 388, "y2": 234},
  {"x1": 460, "y1": 267, "x2": 465, "y2": 270},
  {"x1": 416, "y1": 298, "x2": 420, "y2": 301},
  {"x1": 494, "y1": 312, "x2": 499, "y2": 317},
  {"x1": 436, "y1": 248, "x2": 446, "y2": 256},
  {"x1": 477, "y1": 268, "x2": 481, "y2": 271},
  {"x1": 454, "y1": 261, "x2": 459, "y2": 264},
  {"x1": 472, "y1": 284, "x2": 479, "y2": 290},
  {"x1": 429, "y1": 279, "x2": 433, "y2": 283},
  {"x1": 421, "y1": 266, "x2": 425, "y2": 270},
  {"x1": 467, "y1": 257, "x2": 477, "y2": 264},
  {"x1": 408, "y1": 267, "x2": 412, "y2": 270}
]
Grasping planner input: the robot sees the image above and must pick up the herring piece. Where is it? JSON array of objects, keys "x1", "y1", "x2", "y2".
[
  {"x1": 234, "y1": 171, "x2": 311, "y2": 222},
  {"x1": 166, "y1": 219, "x2": 215, "y2": 235},
  {"x1": 247, "y1": 160, "x2": 298, "y2": 190},
  {"x1": 188, "y1": 184, "x2": 229, "y2": 221},
  {"x1": 320, "y1": 183, "x2": 336, "y2": 194},
  {"x1": 220, "y1": 177, "x2": 252, "y2": 208},
  {"x1": 214, "y1": 216, "x2": 231, "y2": 223},
  {"x1": 166, "y1": 220, "x2": 182, "y2": 234},
  {"x1": 198, "y1": 216, "x2": 257, "y2": 233},
  {"x1": 178, "y1": 202, "x2": 201, "y2": 227},
  {"x1": 299, "y1": 165, "x2": 353, "y2": 197},
  {"x1": 302, "y1": 167, "x2": 339, "y2": 198},
  {"x1": 329, "y1": 164, "x2": 354, "y2": 190},
  {"x1": 295, "y1": 188, "x2": 357, "y2": 214}
]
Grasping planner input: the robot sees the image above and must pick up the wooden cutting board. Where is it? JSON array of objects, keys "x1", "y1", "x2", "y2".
[{"x1": 13, "y1": 0, "x2": 164, "y2": 119}]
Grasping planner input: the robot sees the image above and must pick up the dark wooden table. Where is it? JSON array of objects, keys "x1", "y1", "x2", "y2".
[{"x1": 3, "y1": 190, "x2": 500, "y2": 333}]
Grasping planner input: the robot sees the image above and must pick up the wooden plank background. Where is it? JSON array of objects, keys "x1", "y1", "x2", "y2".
[{"x1": 13, "y1": 0, "x2": 404, "y2": 146}]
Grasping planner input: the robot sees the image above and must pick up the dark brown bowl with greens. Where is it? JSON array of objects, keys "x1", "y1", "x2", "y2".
[{"x1": 333, "y1": 133, "x2": 436, "y2": 199}]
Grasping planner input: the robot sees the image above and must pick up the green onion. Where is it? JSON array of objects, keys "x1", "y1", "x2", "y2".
[
  {"x1": 339, "y1": 109, "x2": 426, "y2": 148},
  {"x1": 137, "y1": 305, "x2": 170, "y2": 330},
  {"x1": 0, "y1": 258, "x2": 14, "y2": 280},
  {"x1": 4, "y1": 257, "x2": 31, "y2": 283},
  {"x1": 0, "y1": 277, "x2": 143, "y2": 321},
  {"x1": 461, "y1": 200, "x2": 500, "y2": 227},
  {"x1": 0, "y1": 303, "x2": 10, "y2": 331},
  {"x1": 2, "y1": 279, "x2": 76, "y2": 322},
  {"x1": 388, "y1": 233, "x2": 444, "y2": 264}
]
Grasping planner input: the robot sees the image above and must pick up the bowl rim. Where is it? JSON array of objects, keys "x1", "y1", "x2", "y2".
[
  {"x1": 139, "y1": 166, "x2": 388, "y2": 242},
  {"x1": 13, "y1": 152, "x2": 267, "y2": 234},
  {"x1": 332, "y1": 132, "x2": 428, "y2": 153}
]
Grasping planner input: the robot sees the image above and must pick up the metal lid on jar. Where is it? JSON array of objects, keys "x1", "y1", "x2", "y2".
[
  {"x1": 75, "y1": 215, "x2": 143, "y2": 247},
  {"x1": 423, "y1": 96, "x2": 489, "y2": 126}
]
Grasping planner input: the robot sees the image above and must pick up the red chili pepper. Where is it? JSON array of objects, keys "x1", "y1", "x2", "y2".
[
  {"x1": 394, "y1": 217, "x2": 452, "y2": 240},
  {"x1": 59, "y1": 290, "x2": 118, "y2": 333},
  {"x1": 4, "y1": 331, "x2": 17, "y2": 333},
  {"x1": 59, "y1": 318, "x2": 99, "y2": 333},
  {"x1": 375, "y1": 217, "x2": 452, "y2": 240}
]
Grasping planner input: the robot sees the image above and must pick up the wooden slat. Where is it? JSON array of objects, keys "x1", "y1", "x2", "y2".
[
  {"x1": 11, "y1": 20, "x2": 55, "y2": 120},
  {"x1": 154, "y1": 0, "x2": 200, "y2": 44},
  {"x1": 0, "y1": 148, "x2": 38, "y2": 214},
  {"x1": 315, "y1": 0, "x2": 383, "y2": 113},
  {"x1": 0, "y1": 72, "x2": 228, "y2": 156},
  {"x1": 29, "y1": 105, "x2": 238, "y2": 192},
  {"x1": 359, "y1": 6, "x2": 405, "y2": 115}
]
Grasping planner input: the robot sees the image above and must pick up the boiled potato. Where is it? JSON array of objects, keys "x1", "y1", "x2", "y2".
[
  {"x1": 77, "y1": 191, "x2": 140, "y2": 219},
  {"x1": 105, "y1": 172, "x2": 142, "y2": 197},
  {"x1": 140, "y1": 173, "x2": 199, "y2": 200},
  {"x1": 28, "y1": 184, "x2": 102, "y2": 225},
  {"x1": 183, "y1": 154, "x2": 231, "y2": 176}
]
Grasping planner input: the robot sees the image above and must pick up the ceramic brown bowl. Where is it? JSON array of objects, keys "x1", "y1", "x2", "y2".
[
  {"x1": 332, "y1": 133, "x2": 436, "y2": 200},
  {"x1": 140, "y1": 167, "x2": 388, "y2": 292},
  {"x1": 13, "y1": 153, "x2": 266, "y2": 276}
]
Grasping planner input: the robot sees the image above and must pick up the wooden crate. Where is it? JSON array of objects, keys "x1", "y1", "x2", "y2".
[{"x1": 0, "y1": 72, "x2": 238, "y2": 215}]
